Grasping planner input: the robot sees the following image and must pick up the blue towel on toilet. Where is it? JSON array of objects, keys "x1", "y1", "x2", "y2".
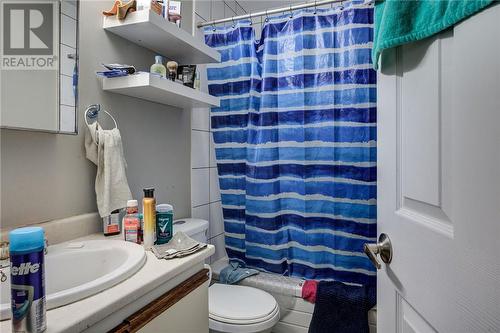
[
  {"x1": 308, "y1": 281, "x2": 376, "y2": 333},
  {"x1": 219, "y1": 261, "x2": 259, "y2": 284}
]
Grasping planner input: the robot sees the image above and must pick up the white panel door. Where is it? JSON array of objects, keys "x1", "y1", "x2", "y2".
[{"x1": 376, "y1": 4, "x2": 500, "y2": 332}]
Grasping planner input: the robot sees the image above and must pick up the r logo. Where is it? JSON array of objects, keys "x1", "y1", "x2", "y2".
[{"x1": 3, "y1": 2, "x2": 54, "y2": 55}]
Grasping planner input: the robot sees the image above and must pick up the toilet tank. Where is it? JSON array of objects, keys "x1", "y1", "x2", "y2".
[{"x1": 172, "y1": 218, "x2": 209, "y2": 243}]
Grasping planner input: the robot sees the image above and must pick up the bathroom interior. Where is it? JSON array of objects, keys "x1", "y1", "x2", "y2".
[{"x1": 0, "y1": 0, "x2": 499, "y2": 332}]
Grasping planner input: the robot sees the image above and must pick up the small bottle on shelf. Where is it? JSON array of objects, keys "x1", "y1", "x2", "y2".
[
  {"x1": 167, "y1": 61, "x2": 178, "y2": 81},
  {"x1": 150, "y1": 55, "x2": 167, "y2": 78},
  {"x1": 194, "y1": 71, "x2": 200, "y2": 90}
]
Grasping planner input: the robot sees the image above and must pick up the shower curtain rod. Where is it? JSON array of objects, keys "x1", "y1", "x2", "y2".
[{"x1": 197, "y1": 0, "x2": 347, "y2": 28}]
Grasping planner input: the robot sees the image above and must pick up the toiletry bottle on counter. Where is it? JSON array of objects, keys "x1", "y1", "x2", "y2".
[
  {"x1": 155, "y1": 204, "x2": 173, "y2": 244},
  {"x1": 142, "y1": 188, "x2": 156, "y2": 250},
  {"x1": 138, "y1": 213, "x2": 144, "y2": 243},
  {"x1": 103, "y1": 209, "x2": 121, "y2": 236},
  {"x1": 9, "y1": 227, "x2": 46, "y2": 333},
  {"x1": 123, "y1": 200, "x2": 141, "y2": 244},
  {"x1": 150, "y1": 55, "x2": 166, "y2": 78}
]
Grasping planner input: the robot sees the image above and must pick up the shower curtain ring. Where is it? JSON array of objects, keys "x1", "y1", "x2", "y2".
[
  {"x1": 265, "y1": 9, "x2": 269, "y2": 22},
  {"x1": 314, "y1": 0, "x2": 317, "y2": 14},
  {"x1": 340, "y1": 1, "x2": 344, "y2": 10},
  {"x1": 232, "y1": 16, "x2": 235, "y2": 28},
  {"x1": 249, "y1": 12, "x2": 252, "y2": 25},
  {"x1": 289, "y1": 5, "x2": 293, "y2": 18}
]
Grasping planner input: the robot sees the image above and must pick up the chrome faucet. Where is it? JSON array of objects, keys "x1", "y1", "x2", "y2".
[
  {"x1": 0, "y1": 241, "x2": 9, "y2": 260},
  {"x1": 0, "y1": 241, "x2": 8, "y2": 282},
  {"x1": 0, "y1": 268, "x2": 6, "y2": 282}
]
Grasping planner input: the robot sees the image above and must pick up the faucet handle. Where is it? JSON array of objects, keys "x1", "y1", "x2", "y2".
[
  {"x1": 0, "y1": 242, "x2": 7, "y2": 283},
  {"x1": 0, "y1": 241, "x2": 9, "y2": 260},
  {"x1": 0, "y1": 238, "x2": 48, "y2": 258}
]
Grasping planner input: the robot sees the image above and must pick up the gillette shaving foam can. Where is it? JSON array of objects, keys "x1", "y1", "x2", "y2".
[{"x1": 9, "y1": 227, "x2": 46, "y2": 333}]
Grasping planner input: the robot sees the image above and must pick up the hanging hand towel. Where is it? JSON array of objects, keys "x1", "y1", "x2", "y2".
[
  {"x1": 84, "y1": 122, "x2": 98, "y2": 164},
  {"x1": 85, "y1": 124, "x2": 132, "y2": 217}
]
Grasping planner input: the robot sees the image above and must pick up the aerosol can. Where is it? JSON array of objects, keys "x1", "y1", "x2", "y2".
[{"x1": 9, "y1": 227, "x2": 46, "y2": 333}]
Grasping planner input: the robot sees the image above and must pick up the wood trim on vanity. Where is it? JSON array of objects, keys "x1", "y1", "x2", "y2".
[{"x1": 109, "y1": 268, "x2": 209, "y2": 333}]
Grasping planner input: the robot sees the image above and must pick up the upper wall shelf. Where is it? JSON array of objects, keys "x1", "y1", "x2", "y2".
[{"x1": 103, "y1": 10, "x2": 220, "y2": 64}]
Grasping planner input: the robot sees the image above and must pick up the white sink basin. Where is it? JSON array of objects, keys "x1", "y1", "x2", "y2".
[{"x1": 0, "y1": 240, "x2": 146, "y2": 320}]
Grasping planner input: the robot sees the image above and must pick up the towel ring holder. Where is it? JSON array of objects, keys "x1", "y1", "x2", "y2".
[{"x1": 85, "y1": 104, "x2": 118, "y2": 145}]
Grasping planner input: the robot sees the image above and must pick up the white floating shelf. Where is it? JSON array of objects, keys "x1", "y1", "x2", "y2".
[
  {"x1": 103, "y1": 10, "x2": 220, "y2": 64},
  {"x1": 102, "y1": 72, "x2": 220, "y2": 108}
]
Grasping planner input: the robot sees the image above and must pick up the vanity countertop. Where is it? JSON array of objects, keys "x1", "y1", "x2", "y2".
[{"x1": 1, "y1": 233, "x2": 215, "y2": 333}]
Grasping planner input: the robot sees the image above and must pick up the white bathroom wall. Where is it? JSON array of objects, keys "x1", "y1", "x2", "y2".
[
  {"x1": 191, "y1": 0, "x2": 248, "y2": 263},
  {"x1": 1, "y1": 1, "x2": 191, "y2": 230},
  {"x1": 239, "y1": 0, "x2": 330, "y2": 40},
  {"x1": 239, "y1": 0, "x2": 318, "y2": 12},
  {"x1": 59, "y1": 0, "x2": 78, "y2": 133}
]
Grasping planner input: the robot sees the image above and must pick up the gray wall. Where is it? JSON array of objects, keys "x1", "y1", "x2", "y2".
[{"x1": 0, "y1": 1, "x2": 191, "y2": 229}]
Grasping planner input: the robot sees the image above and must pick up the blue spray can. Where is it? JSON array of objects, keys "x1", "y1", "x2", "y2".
[{"x1": 9, "y1": 227, "x2": 46, "y2": 333}]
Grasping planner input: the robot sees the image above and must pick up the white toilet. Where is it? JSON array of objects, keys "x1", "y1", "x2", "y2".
[{"x1": 173, "y1": 218, "x2": 280, "y2": 333}]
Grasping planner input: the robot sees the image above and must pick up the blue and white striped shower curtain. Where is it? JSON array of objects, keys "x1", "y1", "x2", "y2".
[{"x1": 205, "y1": 0, "x2": 376, "y2": 285}]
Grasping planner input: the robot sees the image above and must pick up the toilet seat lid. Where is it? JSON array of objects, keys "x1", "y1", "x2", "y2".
[{"x1": 209, "y1": 284, "x2": 278, "y2": 322}]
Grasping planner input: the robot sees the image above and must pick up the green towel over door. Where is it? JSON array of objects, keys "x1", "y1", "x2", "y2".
[{"x1": 372, "y1": 0, "x2": 495, "y2": 69}]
